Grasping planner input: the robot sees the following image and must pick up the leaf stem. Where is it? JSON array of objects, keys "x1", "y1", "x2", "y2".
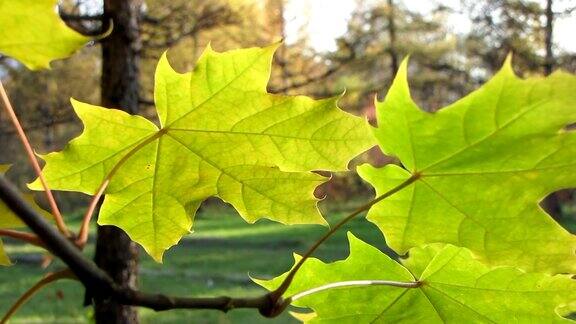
[
  {"x1": 0, "y1": 81, "x2": 69, "y2": 237},
  {"x1": 0, "y1": 229, "x2": 45, "y2": 248},
  {"x1": 76, "y1": 130, "x2": 165, "y2": 247},
  {"x1": 288, "y1": 279, "x2": 421, "y2": 303},
  {"x1": 0, "y1": 269, "x2": 75, "y2": 324},
  {"x1": 271, "y1": 172, "x2": 420, "y2": 300},
  {"x1": 76, "y1": 179, "x2": 108, "y2": 247}
]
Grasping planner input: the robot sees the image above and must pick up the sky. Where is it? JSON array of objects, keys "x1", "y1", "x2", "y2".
[{"x1": 284, "y1": 0, "x2": 576, "y2": 53}]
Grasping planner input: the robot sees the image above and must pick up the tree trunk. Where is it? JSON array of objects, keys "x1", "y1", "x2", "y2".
[
  {"x1": 94, "y1": 0, "x2": 142, "y2": 323},
  {"x1": 543, "y1": 0, "x2": 554, "y2": 75},
  {"x1": 387, "y1": 0, "x2": 399, "y2": 74}
]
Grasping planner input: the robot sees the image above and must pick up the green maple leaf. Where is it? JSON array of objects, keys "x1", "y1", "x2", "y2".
[
  {"x1": 0, "y1": 0, "x2": 89, "y2": 69},
  {"x1": 0, "y1": 241, "x2": 8, "y2": 266},
  {"x1": 358, "y1": 58, "x2": 576, "y2": 273},
  {"x1": 30, "y1": 44, "x2": 375, "y2": 261},
  {"x1": 258, "y1": 234, "x2": 576, "y2": 323}
]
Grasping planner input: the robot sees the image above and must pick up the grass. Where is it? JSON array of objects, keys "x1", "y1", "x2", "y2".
[{"x1": 0, "y1": 201, "x2": 393, "y2": 323}]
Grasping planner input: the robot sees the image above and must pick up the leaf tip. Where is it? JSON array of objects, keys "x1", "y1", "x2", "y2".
[
  {"x1": 503, "y1": 52, "x2": 513, "y2": 69},
  {"x1": 26, "y1": 61, "x2": 52, "y2": 71},
  {"x1": 318, "y1": 215, "x2": 329, "y2": 227},
  {"x1": 0, "y1": 164, "x2": 11, "y2": 174},
  {"x1": 335, "y1": 87, "x2": 347, "y2": 101},
  {"x1": 395, "y1": 56, "x2": 411, "y2": 88},
  {"x1": 263, "y1": 39, "x2": 284, "y2": 53},
  {"x1": 69, "y1": 97, "x2": 81, "y2": 106},
  {"x1": 26, "y1": 179, "x2": 42, "y2": 191},
  {"x1": 500, "y1": 52, "x2": 517, "y2": 78},
  {"x1": 205, "y1": 40, "x2": 214, "y2": 53},
  {"x1": 290, "y1": 311, "x2": 317, "y2": 322},
  {"x1": 149, "y1": 248, "x2": 165, "y2": 264},
  {"x1": 378, "y1": 55, "x2": 414, "y2": 106},
  {"x1": 69, "y1": 97, "x2": 89, "y2": 116},
  {"x1": 157, "y1": 50, "x2": 178, "y2": 76},
  {"x1": 96, "y1": 19, "x2": 114, "y2": 41},
  {"x1": 345, "y1": 231, "x2": 363, "y2": 247},
  {"x1": 248, "y1": 272, "x2": 267, "y2": 288}
]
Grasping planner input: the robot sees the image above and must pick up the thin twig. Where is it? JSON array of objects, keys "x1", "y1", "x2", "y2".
[
  {"x1": 0, "y1": 229, "x2": 45, "y2": 248},
  {"x1": 0, "y1": 269, "x2": 75, "y2": 324},
  {"x1": 288, "y1": 280, "x2": 421, "y2": 303},
  {"x1": 0, "y1": 81, "x2": 70, "y2": 237},
  {"x1": 271, "y1": 172, "x2": 421, "y2": 301},
  {"x1": 76, "y1": 130, "x2": 165, "y2": 247}
]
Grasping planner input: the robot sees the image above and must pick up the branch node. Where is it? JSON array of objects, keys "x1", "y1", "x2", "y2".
[
  {"x1": 259, "y1": 294, "x2": 289, "y2": 318},
  {"x1": 222, "y1": 297, "x2": 234, "y2": 313}
]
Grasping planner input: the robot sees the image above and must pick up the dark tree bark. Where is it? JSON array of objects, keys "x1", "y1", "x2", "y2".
[
  {"x1": 544, "y1": 0, "x2": 554, "y2": 76},
  {"x1": 387, "y1": 0, "x2": 399, "y2": 74},
  {"x1": 94, "y1": 0, "x2": 143, "y2": 323},
  {"x1": 100, "y1": 0, "x2": 142, "y2": 115}
]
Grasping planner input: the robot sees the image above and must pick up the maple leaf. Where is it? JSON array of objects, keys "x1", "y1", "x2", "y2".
[
  {"x1": 358, "y1": 58, "x2": 576, "y2": 273},
  {"x1": 0, "y1": 241, "x2": 8, "y2": 266},
  {"x1": 0, "y1": 0, "x2": 89, "y2": 69},
  {"x1": 30, "y1": 44, "x2": 375, "y2": 261},
  {"x1": 258, "y1": 233, "x2": 576, "y2": 323}
]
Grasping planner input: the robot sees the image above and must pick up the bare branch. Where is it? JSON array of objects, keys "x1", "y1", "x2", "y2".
[{"x1": 0, "y1": 176, "x2": 285, "y2": 317}]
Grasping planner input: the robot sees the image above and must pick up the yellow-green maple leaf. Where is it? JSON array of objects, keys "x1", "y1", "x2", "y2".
[
  {"x1": 0, "y1": 0, "x2": 89, "y2": 69},
  {"x1": 358, "y1": 58, "x2": 576, "y2": 273},
  {"x1": 258, "y1": 234, "x2": 576, "y2": 323},
  {"x1": 0, "y1": 241, "x2": 8, "y2": 266},
  {"x1": 30, "y1": 44, "x2": 375, "y2": 261}
]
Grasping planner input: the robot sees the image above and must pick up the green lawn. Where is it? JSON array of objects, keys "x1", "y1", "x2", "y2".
[{"x1": 0, "y1": 201, "x2": 394, "y2": 323}]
